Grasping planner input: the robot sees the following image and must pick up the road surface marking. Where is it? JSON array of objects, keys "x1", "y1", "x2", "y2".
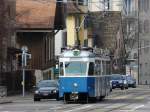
[
  {"x1": 50, "y1": 106, "x2": 64, "y2": 110},
  {"x1": 63, "y1": 105, "x2": 92, "y2": 112},
  {"x1": 130, "y1": 105, "x2": 144, "y2": 111}
]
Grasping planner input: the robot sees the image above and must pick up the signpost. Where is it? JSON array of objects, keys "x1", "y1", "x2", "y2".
[{"x1": 21, "y1": 46, "x2": 31, "y2": 97}]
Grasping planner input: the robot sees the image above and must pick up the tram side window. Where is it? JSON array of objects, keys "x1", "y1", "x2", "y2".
[
  {"x1": 95, "y1": 60, "x2": 101, "y2": 75},
  {"x1": 98, "y1": 61, "x2": 101, "y2": 75},
  {"x1": 102, "y1": 61, "x2": 106, "y2": 75},
  {"x1": 94, "y1": 61, "x2": 98, "y2": 75},
  {"x1": 59, "y1": 62, "x2": 64, "y2": 76},
  {"x1": 106, "y1": 61, "x2": 110, "y2": 75},
  {"x1": 88, "y1": 62, "x2": 94, "y2": 76}
]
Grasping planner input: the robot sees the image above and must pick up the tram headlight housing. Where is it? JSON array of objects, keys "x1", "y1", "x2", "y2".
[
  {"x1": 123, "y1": 80, "x2": 127, "y2": 84},
  {"x1": 53, "y1": 90, "x2": 57, "y2": 93}
]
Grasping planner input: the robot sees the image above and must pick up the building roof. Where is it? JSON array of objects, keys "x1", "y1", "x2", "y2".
[
  {"x1": 16, "y1": 0, "x2": 56, "y2": 29},
  {"x1": 67, "y1": 2, "x2": 82, "y2": 14}
]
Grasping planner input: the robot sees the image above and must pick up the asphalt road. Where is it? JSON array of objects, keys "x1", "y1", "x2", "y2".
[{"x1": 1, "y1": 86, "x2": 150, "y2": 112}]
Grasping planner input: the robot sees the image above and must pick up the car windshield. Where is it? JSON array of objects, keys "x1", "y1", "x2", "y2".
[
  {"x1": 65, "y1": 61, "x2": 87, "y2": 76},
  {"x1": 37, "y1": 80, "x2": 58, "y2": 88},
  {"x1": 111, "y1": 75, "x2": 122, "y2": 80},
  {"x1": 126, "y1": 76, "x2": 133, "y2": 80}
]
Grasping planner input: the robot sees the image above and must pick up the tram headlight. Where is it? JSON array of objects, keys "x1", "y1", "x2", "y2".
[
  {"x1": 123, "y1": 80, "x2": 127, "y2": 84},
  {"x1": 53, "y1": 90, "x2": 57, "y2": 93},
  {"x1": 73, "y1": 83, "x2": 78, "y2": 87}
]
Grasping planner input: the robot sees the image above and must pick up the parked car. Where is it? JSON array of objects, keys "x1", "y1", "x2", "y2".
[
  {"x1": 34, "y1": 80, "x2": 59, "y2": 101},
  {"x1": 126, "y1": 75, "x2": 136, "y2": 88},
  {"x1": 110, "y1": 74, "x2": 128, "y2": 90}
]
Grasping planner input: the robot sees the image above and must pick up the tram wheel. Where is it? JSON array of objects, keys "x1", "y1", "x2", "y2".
[
  {"x1": 79, "y1": 93, "x2": 88, "y2": 104},
  {"x1": 64, "y1": 94, "x2": 69, "y2": 104},
  {"x1": 100, "y1": 96, "x2": 105, "y2": 101}
]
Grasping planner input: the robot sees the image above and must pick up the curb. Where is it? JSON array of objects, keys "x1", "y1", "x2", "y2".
[{"x1": 0, "y1": 100, "x2": 12, "y2": 104}]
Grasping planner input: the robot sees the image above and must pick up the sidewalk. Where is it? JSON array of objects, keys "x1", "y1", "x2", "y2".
[
  {"x1": 138, "y1": 85, "x2": 150, "y2": 89},
  {"x1": 0, "y1": 93, "x2": 33, "y2": 104},
  {"x1": 0, "y1": 97, "x2": 12, "y2": 104}
]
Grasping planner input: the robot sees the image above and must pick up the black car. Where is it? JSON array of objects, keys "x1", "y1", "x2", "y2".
[
  {"x1": 110, "y1": 74, "x2": 128, "y2": 90},
  {"x1": 34, "y1": 80, "x2": 59, "y2": 101},
  {"x1": 126, "y1": 75, "x2": 136, "y2": 88}
]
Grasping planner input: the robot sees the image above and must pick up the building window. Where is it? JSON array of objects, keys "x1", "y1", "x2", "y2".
[
  {"x1": 140, "y1": 64, "x2": 142, "y2": 77},
  {"x1": 77, "y1": 0, "x2": 88, "y2": 5},
  {"x1": 144, "y1": 0, "x2": 149, "y2": 12},
  {"x1": 145, "y1": 63, "x2": 148, "y2": 69},
  {"x1": 144, "y1": 40, "x2": 149, "y2": 53},
  {"x1": 139, "y1": 41, "x2": 142, "y2": 54},
  {"x1": 49, "y1": 37, "x2": 51, "y2": 60},
  {"x1": 144, "y1": 20, "x2": 149, "y2": 33},
  {"x1": 139, "y1": 21, "x2": 143, "y2": 33},
  {"x1": 139, "y1": 0, "x2": 144, "y2": 12},
  {"x1": 133, "y1": 53, "x2": 138, "y2": 59},
  {"x1": 104, "y1": 0, "x2": 110, "y2": 10},
  {"x1": 125, "y1": 0, "x2": 131, "y2": 13}
]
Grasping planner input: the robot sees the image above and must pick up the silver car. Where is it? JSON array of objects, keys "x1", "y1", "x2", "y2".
[{"x1": 126, "y1": 75, "x2": 136, "y2": 88}]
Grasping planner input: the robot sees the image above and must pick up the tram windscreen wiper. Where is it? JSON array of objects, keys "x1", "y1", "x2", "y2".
[{"x1": 65, "y1": 63, "x2": 70, "y2": 67}]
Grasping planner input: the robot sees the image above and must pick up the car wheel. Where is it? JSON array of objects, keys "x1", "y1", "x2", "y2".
[
  {"x1": 56, "y1": 96, "x2": 59, "y2": 101},
  {"x1": 133, "y1": 85, "x2": 136, "y2": 88},
  {"x1": 34, "y1": 98, "x2": 40, "y2": 101},
  {"x1": 110, "y1": 88, "x2": 112, "y2": 92},
  {"x1": 121, "y1": 87, "x2": 124, "y2": 90}
]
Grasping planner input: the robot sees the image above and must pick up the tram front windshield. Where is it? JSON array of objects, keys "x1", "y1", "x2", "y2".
[{"x1": 65, "y1": 61, "x2": 87, "y2": 76}]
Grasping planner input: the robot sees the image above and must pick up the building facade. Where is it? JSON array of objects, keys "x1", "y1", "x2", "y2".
[
  {"x1": 138, "y1": 0, "x2": 150, "y2": 84},
  {"x1": 0, "y1": 0, "x2": 63, "y2": 94},
  {"x1": 88, "y1": 0, "x2": 123, "y2": 12},
  {"x1": 88, "y1": 0, "x2": 126, "y2": 74},
  {"x1": 66, "y1": 0, "x2": 89, "y2": 47}
]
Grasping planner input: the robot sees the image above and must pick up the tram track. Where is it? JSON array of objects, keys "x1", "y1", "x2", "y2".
[{"x1": 60, "y1": 89, "x2": 150, "y2": 112}]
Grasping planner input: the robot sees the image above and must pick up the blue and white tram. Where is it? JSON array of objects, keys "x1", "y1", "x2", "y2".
[{"x1": 59, "y1": 48, "x2": 111, "y2": 103}]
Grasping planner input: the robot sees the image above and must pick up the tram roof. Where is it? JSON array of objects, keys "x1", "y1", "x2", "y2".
[
  {"x1": 60, "y1": 50, "x2": 110, "y2": 60},
  {"x1": 60, "y1": 50, "x2": 95, "y2": 58}
]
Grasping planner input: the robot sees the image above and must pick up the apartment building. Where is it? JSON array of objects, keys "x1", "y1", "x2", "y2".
[
  {"x1": 0, "y1": 0, "x2": 64, "y2": 94},
  {"x1": 65, "y1": 0, "x2": 89, "y2": 46},
  {"x1": 122, "y1": 0, "x2": 138, "y2": 83},
  {"x1": 138, "y1": 0, "x2": 150, "y2": 84},
  {"x1": 87, "y1": 0, "x2": 126, "y2": 74}
]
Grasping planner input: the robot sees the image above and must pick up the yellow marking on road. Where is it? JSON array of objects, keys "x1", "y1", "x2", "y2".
[
  {"x1": 111, "y1": 94, "x2": 132, "y2": 99},
  {"x1": 134, "y1": 94, "x2": 150, "y2": 100}
]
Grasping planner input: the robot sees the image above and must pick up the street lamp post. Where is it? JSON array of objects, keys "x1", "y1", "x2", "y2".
[
  {"x1": 137, "y1": 0, "x2": 140, "y2": 85},
  {"x1": 21, "y1": 46, "x2": 28, "y2": 97}
]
